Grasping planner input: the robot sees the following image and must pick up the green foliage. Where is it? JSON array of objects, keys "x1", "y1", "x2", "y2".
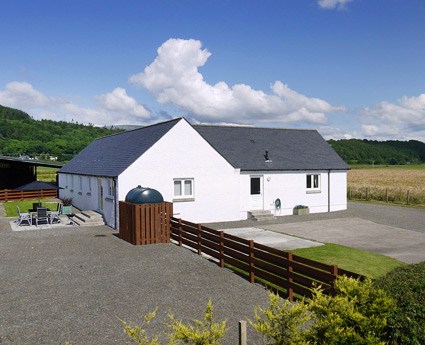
[
  {"x1": 0, "y1": 104, "x2": 122, "y2": 161},
  {"x1": 251, "y1": 277, "x2": 396, "y2": 345},
  {"x1": 120, "y1": 307, "x2": 160, "y2": 345},
  {"x1": 121, "y1": 301, "x2": 227, "y2": 345},
  {"x1": 250, "y1": 292, "x2": 310, "y2": 345},
  {"x1": 4, "y1": 199, "x2": 51, "y2": 217},
  {"x1": 374, "y1": 262, "x2": 425, "y2": 345},
  {"x1": 167, "y1": 300, "x2": 228, "y2": 345},
  {"x1": 328, "y1": 139, "x2": 425, "y2": 165}
]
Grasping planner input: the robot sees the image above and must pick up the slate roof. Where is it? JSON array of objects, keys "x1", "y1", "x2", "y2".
[
  {"x1": 59, "y1": 118, "x2": 181, "y2": 177},
  {"x1": 59, "y1": 118, "x2": 348, "y2": 177},
  {"x1": 193, "y1": 125, "x2": 348, "y2": 171}
]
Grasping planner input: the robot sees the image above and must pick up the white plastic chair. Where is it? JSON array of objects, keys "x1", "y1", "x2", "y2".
[{"x1": 17, "y1": 206, "x2": 31, "y2": 226}]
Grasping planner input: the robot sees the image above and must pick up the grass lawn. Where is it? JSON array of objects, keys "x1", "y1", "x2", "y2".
[
  {"x1": 4, "y1": 199, "x2": 55, "y2": 217},
  {"x1": 290, "y1": 243, "x2": 405, "y2": 279}
]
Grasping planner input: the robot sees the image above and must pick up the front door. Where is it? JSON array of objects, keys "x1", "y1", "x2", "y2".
[{"x1": 249, "y1": 176, "x2": 263, "y2": 210}]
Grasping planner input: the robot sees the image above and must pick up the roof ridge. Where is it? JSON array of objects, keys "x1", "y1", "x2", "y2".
[
  {"x1": 192, "y1": 123, "x2": 316, "y2": 131},
  {"x1": 95, "y1": 117, "x2": 184, "y2": 140}
]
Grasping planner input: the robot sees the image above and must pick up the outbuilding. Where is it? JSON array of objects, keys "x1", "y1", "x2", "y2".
[{"x1": 58, "y1": 118, "x2": 348, "y2": 228}]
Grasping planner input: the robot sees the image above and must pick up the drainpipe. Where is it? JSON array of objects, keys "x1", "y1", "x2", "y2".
[
  {"x1": 328, "y1": 170, "x2": 331, "y2": 212},
  {"x1": 113, "y1": 177, "x2": 118, "y2": 230}
]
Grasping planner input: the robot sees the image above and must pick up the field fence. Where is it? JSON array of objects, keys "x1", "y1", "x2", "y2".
[{"x1": 347, "y1": 186, "x2": 425, "y2": 205}]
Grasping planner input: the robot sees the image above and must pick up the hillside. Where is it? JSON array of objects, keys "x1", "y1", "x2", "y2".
[
  {"x1": 328, "y1": 139, "x2": 425, "y2": 165},
  {"x1": 0, "y1": 104, "x2": 123, "y2": 162}
]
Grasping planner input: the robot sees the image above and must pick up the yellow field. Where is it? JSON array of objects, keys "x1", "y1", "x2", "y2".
[{"x1": 348, "y1": 167, "x2": 425, "y2": 205}]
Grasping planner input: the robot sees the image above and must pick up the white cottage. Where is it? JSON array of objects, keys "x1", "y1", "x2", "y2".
[{"x1": 58, "y1": 118, "x2": 348, "y2": 228}]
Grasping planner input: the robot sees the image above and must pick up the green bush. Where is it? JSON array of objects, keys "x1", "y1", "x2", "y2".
[
  {"x1": 374, "y1": 261, "x2": 425, "y2": 344},
  {"x1": 121, "y1": 300, "x2": 227, "y2": 345},
  {"x1": 251, "y1": 276, "x2": 396, "y2": 345}
]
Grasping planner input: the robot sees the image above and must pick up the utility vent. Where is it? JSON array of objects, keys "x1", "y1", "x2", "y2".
[
  {"x1": 250, "y1": 139, "x2": 255, "y2": 143},
  {"x1": 264, "y1": 150, "x2": 272, "y2": 163}
]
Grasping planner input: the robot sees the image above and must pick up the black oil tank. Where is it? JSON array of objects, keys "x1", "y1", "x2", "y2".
[{"x1": 125, "y1": 185, "x2": 164, "y2": 204}]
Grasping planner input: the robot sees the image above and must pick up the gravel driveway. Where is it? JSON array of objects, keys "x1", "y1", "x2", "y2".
[{"x1": 0, "y1": 210, "x2": 269, "y2": 344}]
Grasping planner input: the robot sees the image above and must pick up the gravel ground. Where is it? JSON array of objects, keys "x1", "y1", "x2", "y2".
[{"x1": 0, "y1": 208, "x2": 270, "y2": 344}]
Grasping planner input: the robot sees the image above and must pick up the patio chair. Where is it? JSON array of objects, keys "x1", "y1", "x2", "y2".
[
  {"x1": 50, "y1": 203, "x2": 62, "y2": 224},
  {"x1": 17, "y1": 206, "x2": 31, "y2": 226},
  {"x1": 35, "y1": 207, "x2": 50, "y2": 226}
]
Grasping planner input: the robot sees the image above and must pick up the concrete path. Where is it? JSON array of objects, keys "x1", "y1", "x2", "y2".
[
  {"x1": 261, "y1": 217, "x2": 425, "y2": 264},
  {"x1": 221, "y1": 227, "x2": 323, "y2": 251}
]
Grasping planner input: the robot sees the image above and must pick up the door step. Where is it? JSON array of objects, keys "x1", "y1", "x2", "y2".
[
  {"x1": 68, "y1": 210, "x2": 106, "y2": 226},
  {"x1": 248, "y1": 210, "x2": 275, "y2": 221}
]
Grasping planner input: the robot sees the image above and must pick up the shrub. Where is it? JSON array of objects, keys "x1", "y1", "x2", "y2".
[
  {"x1": 251, "y1": 276, "x2": 396, "y2": 345},
  {"x1": 121, "y1": 300, "x2": 227, "y2": 345},
  {"x1": 374, "y1": 261, "x2": 425, "y2": 344},
  {"x1": 167, "y1": 300, "x2": 228, "y2": 345}
]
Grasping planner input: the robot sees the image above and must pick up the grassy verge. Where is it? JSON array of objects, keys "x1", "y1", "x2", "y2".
[
  {"x1": 290, "y1": 243, "x2": 405, "y2": 279},
  {"x1": 4, "y1": 199, "x2": 55, "y2": 217}
]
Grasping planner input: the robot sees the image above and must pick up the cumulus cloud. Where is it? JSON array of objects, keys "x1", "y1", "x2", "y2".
[
  {"x1": 318, "y1": 125, "x2": 356, "y2": 140},
  {"x1": 0, "y1": 81, "x2": 51, "y2": 108},
  {"x1": 0, "y1": 81, "x2": 151, "y2": 126},
  {"x1": 318, "y1": 0, "x2": 353, "y2": 10},
  {"x1": 96, "y1": 87, "x2": 150, "y2": 118},
  {"x1": 129, "y1": 38, "x2": 344, "y2": 125},
  {"x1": 360, "y1": 93, "x2": 425, "y2": 141}
]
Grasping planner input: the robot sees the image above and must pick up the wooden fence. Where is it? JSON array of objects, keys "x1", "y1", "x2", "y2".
[
  {"x1": 170, "y1": 217, "x2": 364, "y2": 301},
  {"x1": 0, "y1": 189, "x2": 58, "y2": 202},
  {"x1": 119, "y1": 201, "x2": 173, "y2": 245},
  {"x1": 347, "y1": 186, "x2": 425, "y2": 205}
]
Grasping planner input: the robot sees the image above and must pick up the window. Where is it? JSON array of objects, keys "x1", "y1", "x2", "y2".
[
  {"x1": 79, "y1": 176, "x2": 83, "y2": 191},
  {"x1": 107, "y1": 179, "x2": 114, "y2": 197},
  {"x1": 306, "y1": 174, "x2": 320, "y2": 192},
  {"x1": 88, "y1": 177, "x2": 91, "y2": 192},
  {"x1": 174, "y1": 178, "x2": 194, "y2": 200},
  {"x1": 250, "y1": 177, "x2": 261, "y2": 195}
]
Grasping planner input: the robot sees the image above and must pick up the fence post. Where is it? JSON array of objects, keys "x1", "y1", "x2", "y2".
[
  {"x1": 239, "y1": 320, "x2": 247, "y2": 345},
  {"x1": 366, "y1": 187, "x2": 369, "y2": 201},
  {"x1": 197, "y1": 224, "x2": 202, "y2": 255},
  {"x1": 287, "y1": 252, "x2": 294, "y2": 302},
  {"x1": 386, "y1": 189, "x2": 388, "y2": 203},
  {"x1": 219, "y1": 231, "x2": 225, "y2": 268},
  {"x1": 249, "y1": 240, "x2": 254, "y2": 284},
  {"x1": 407, "y1": 190, "x2": 410, "y2": 205},
  {"x1": 178, "y1": 218, "x2": 183, "y2": 246},
  {"x1": 331, "y1": 265, "x2": 339, "y2": 296}
]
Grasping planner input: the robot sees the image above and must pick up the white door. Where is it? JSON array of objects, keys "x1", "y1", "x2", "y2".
[{"x1": 249, "y1": 176, "x2": 264, "y2": 210}]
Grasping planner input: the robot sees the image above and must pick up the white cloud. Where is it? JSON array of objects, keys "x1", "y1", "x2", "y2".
[
  {"x1": 0, "y1": 81, "x2": 151, "y2": 126},
  {"x1": 129, "y1": 38, "x2": 344, "y2": 125},
  {"x1": 96, "y1": 87, "x2": 150, "y2": 118},
  {"x1": 0, "y1": 81, "x2": 51, "y2": 108},
  {"x1": 319, "y1": 125, "x2": 357, "y2": 140},
  {"x1": 360, "y1": 93, "x2": 425, "y2": 141},
  {"x1": 318, "y1": 0, "x2": 353, "y2": 10}
]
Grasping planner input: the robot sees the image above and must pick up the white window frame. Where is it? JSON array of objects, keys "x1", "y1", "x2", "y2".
[
  {"x1": 107, "y1": 179, "x2": 114, "y2": 197},
  {"x1": 173, "y1": 178, "x2": 194, "y2": 201},
  {"x1": 306, "y1": 174, "x2": 321, "y2": 192}
]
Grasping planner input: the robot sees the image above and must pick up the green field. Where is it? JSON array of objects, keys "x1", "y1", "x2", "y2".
[
  {"x1": 36, "y1": 167, "x2": 59, "y2": 182},
  {"x1": 4, "y1": 199, "x2": 54, "y2": 217}
]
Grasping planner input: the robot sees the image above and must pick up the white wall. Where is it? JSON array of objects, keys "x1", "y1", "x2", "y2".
[
  {"x1": 118, "y1": 119, "x2": 240, "y2": 224},
  {"x1": 239, "y1": 170, "x2": 347, "y2": 218},
  {"x1": 58, "y1": 173, "x2": 116, "y2": 227}
]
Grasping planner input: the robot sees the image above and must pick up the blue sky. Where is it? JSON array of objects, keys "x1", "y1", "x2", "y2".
[{"x1": 1, "y1": 0, "x2": 425, "y2": 141}]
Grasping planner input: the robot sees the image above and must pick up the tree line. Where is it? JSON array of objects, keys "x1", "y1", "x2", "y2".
[
  {"x1": 328, "y1": 138, "x2": 425, "y2": 165},
  {"x1": 0, "y1": 104, "x2": 122, "y2": 162},
  {"x1": 1, "y1": 104, "x2": 424, "y2": 165}
]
